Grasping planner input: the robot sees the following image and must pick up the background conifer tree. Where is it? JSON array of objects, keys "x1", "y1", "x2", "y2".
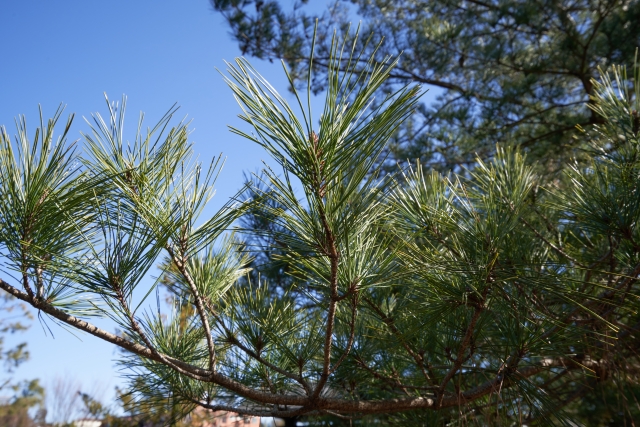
[{"x1": 212, "y1": 0, "x2": 640, "y2": 172}]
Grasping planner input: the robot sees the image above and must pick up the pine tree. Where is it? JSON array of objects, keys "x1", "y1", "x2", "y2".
[
  {"x1": 0, "y1": 33, "x2": 639, "y2": 425},
  {"x1": 212, "y1": 0, "x2": 640, "y2": 172}
]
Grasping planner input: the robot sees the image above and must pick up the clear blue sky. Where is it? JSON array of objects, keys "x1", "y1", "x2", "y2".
[{"x1": 0, "y1": 0, "x2": 316, "y2": 412}]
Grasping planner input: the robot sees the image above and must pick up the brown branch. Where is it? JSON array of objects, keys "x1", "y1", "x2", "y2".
[
  {"x1": 520, "y1": 217, "x2": 587, "y2": 267},
  {"x1": 203, "y1": 297, "x2": 313, "y2": 396},
  {"x1": 329, "y1": 292, "x2": 358, "y2": 376},
  {"x1": 21, "y1": 255, "x2": 34, "y2": 299},
  {"x1": 188, "y1": 398, "x2": 308, "y2": 418},
  {"x1": 436, "y1": 303, "x2": 484, "y2": 407},
  {"x1": 363, "y1": 296, "x2": 432, "y2": 383},
  {"x1": 519, "y1": 122, "x2": 595, "y2": 149},
  {"x1": 167, "y1": 246, "x2": 217, "y2": 373},
  {"x1": 311, "y1": 197, "x2": 340, "y2": 401},
  {"x1": 0, "y1": 277, "x2": 210, "y2": 382},
  {"x1": 0, "y1": 277, "x2": 309, "y2": 407},
  {"x1": 540, "y1": 262, "x2": 640, "y2": 343},
  {"x1": 354, "y1": 356, "x2": 439, "y2": 393},
  {"x1": 2, "y1": 274, "x2": 629, "y2": 416}
]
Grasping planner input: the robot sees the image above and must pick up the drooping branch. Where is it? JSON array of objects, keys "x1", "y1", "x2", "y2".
[
  {"x1": 3, "y1": 272, "x2": 627, "y2": 417},
  {"x1": 0, "y1": 277, "x2": 307, "y2": 407},
  {"x1": 0, "y1": 277, "x2": 209, "y2": 381}
]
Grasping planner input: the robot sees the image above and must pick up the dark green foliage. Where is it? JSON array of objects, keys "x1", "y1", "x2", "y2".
[
  {"x1": 237, "y1": 173, "x2": 298, "y2": 293},
  {"x1": 212, "y1": 0, "x2": 640, "y2": 172}
]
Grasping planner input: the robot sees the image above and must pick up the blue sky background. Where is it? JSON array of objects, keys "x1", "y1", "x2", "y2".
[{"x1": 0, "y1": 0, "x2": 433, "y2": 418}]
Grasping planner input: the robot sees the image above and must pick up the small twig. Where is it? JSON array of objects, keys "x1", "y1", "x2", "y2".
[
  {"x1": 436, "y1": 303, "x2": 484, "y2": 407},
  {"x1": 354, "y1": 356, "x2": 439, "y2": 393},
  {"x1": 329, "y1": 292, "x2": 359, "y2": 376},
  {"x1": 166, "y1": 245, "x2": 217, "y2": 373},
  {"x1": 520, "y1": 217, "x2": 586, "y2": 267},
  {"x1": 204, "y1": 296, "x2": 313, "y2": 396},
  {"x1": 364, "y1": 296, "x2": 433, "y2": 383},
  {"x1": 311, "y1": 191, "x2": 341, "y2": 401}
]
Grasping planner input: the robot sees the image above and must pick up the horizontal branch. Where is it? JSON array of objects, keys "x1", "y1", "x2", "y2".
[
  {"x1": 0, "y1": 277, "x2": 617, "y2": 417},
  {"x1": 0, "y1": 278, "x2": 209, "y2": 380}
]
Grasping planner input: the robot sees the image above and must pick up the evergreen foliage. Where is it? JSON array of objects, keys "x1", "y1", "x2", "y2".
[
  {"x1": 212, "y1": 0, "x2": 640, "y2": 172},
  {"x1": 0, "y1": 33, "x2": 639, "y2": 425}
]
